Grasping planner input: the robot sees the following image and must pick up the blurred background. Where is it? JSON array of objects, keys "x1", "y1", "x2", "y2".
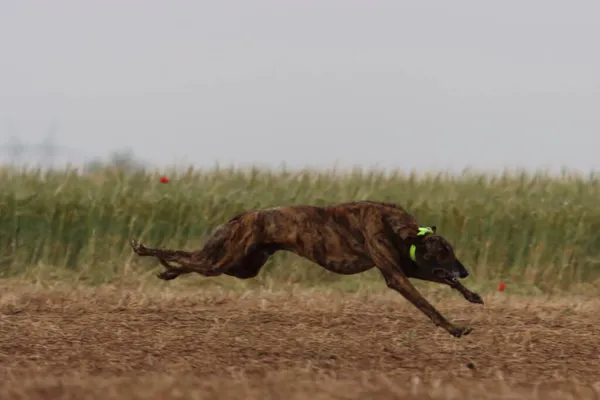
[{"x1": 1, "y1": 0, "x2": 599, "y2": 174}]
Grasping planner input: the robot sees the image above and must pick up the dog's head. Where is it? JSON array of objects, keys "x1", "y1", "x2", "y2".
[{"x1": 405, "y1": 226, "x2": 469, "y2": 284}]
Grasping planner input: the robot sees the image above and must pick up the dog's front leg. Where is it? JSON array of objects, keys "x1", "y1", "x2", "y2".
[
  {"x1": 449, "y1": 280, "x2": 484, "y2": 304},
  {"x1": 406, "y1": 269, "x2": 484, "y2": 305},
  {"x1": 367, "y1": 236, "x2": 472, "y2": 338}
]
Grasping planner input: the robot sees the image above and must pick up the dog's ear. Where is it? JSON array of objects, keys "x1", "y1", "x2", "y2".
[
  {"x1": 400, "y1": 228, "x2": 425, "y2": 247},
  {"x1": 404, "y1": 235, "x2": 423, "y2": 247},
  {"x1": 401, "y1": 225, "x2": 436, "y2": 246}
]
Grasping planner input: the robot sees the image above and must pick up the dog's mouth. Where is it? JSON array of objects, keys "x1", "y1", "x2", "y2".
[{"x1": 433, "y1": 269, "x2": 460, "y2": 285}]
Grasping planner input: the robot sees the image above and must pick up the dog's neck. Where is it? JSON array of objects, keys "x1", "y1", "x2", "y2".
[{"x1": 409, "y1": 226, "x2": 434, "y2": 262}]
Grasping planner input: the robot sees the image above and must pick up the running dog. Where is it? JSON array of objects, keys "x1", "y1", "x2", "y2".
[{"x1": 130, "y1": 200, "x2": 483, "y2": 337}]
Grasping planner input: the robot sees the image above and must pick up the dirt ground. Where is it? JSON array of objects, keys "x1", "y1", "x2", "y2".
[{"x1": 0, "y1": 283, "x2": 599, "y2": 399}]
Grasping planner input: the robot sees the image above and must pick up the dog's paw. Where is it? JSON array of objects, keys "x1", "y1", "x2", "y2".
[
  {"x1": 449, "y1": 326, "x2": 473, "y2": 338},
  {"x1": 465, "y1": 291, "x2": 484, "y2": 305},
  {"x1": 130, "y1": 239, "x2": 146, "y2": 255},
  {"x1": 157, "y1": 271, "x2": 180, "y2": 281}
]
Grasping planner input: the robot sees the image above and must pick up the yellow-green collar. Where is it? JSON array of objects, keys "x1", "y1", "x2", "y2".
[{"x1": 409, "y1": 227, "x2": 434, "y2": 262}]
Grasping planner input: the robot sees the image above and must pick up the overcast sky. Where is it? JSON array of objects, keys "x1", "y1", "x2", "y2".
[{"x1": 1, "y1": 0, "x2": 599, "y2": 173}]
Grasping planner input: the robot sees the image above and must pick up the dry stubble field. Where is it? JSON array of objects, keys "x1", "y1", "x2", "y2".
[{"x1": 1, "y1": 282, "x2": 599, "y2": 400}]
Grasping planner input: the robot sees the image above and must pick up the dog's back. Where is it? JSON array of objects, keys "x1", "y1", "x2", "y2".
[{"x1": 223, "y1": 201, "x2": 417, "y2": 264}]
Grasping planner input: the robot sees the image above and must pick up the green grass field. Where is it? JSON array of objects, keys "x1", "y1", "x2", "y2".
[{"x1": 1, "y1": 165, "x2": 599, "y2": 295}]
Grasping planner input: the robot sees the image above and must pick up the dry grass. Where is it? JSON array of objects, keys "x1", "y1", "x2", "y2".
[
  {"x1": 0, "y1": 283, "x2": 598, "y2": 399},
  {"x1": 3, "y1": 166, "x2": 600, "y2": 292}
]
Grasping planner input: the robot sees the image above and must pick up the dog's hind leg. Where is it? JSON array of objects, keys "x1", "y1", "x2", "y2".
[
  {"x1": 224, "y1": 244, "x2": 279, "y2": 279},
  {"x1": 130, "y1": 240, "x2": 219, "y2": 279},
  {"x1": 130, "y1": 218, "x2": 268, "y2": 281},
  {"x1": 156, "y1": 258, "x2": 194, "y2": 281}
]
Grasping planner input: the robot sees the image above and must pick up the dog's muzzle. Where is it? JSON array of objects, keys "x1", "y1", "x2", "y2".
[
  {"x1": 456, "y1": 267, "x2": 469, "y2": 279},
  {"x1": 434, "y1": 266, "x2": 469, "y2": 284}
]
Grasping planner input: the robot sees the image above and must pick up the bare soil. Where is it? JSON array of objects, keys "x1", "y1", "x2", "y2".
[{"x1": 0, "y1": 283, "x2": 598, "y2": 399}]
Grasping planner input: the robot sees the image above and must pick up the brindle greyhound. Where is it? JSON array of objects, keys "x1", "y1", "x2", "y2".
[{"x1": 130, "y1": 200, "x2": 483, "y2": 337}]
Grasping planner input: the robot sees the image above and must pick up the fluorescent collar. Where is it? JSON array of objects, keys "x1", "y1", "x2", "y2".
[{"x1": 409, "y1": 227, "x2": 434, "y2": 262}]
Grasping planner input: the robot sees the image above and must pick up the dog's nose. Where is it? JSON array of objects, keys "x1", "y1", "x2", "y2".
[
  {"x1": 454, "y1": 261, "x2": 470, "y2": 279},
  {"x1": 456, "y1": 263, "x2": 470, "y2": 278}
]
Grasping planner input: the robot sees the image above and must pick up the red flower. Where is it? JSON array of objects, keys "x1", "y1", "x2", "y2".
[{"x1": 160, "y1": 176, "x2": 169, "y2": 184}]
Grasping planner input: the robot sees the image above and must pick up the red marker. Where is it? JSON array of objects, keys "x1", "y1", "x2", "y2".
[
  {"x1": 160, "y1": 176, "x2": 169, "y2": 184},
  {"x1": 498, "y1": 282, "x2": 505, "y2": 292}
]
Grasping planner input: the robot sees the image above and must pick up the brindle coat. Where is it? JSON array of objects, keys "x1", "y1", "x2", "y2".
[{"x1": 130, "y1": 200, "x2": 483, "y2": 337}]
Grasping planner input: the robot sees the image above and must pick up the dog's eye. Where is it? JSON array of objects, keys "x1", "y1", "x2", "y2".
[{"x1": 422, "y1": 253, "x2": 435, "y2": 262}]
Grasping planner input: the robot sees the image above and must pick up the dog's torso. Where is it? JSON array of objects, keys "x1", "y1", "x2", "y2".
[{"x1": 232, "y1": 201, "x2": 419, "y2": 275}]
